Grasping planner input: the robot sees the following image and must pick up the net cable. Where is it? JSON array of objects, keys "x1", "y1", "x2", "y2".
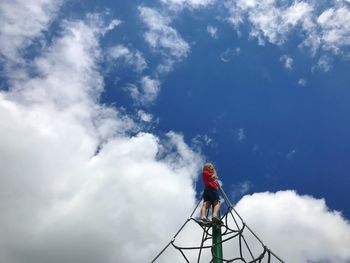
[{"x1": 151, "y1": 185, "x2": 285, "y2": 263}]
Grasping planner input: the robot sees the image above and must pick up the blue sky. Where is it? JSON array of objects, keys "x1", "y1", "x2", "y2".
[
  {"x1": 98, "y1": 0, "x2": 350, "y2": 217},
  {"x1": 1, "y1": 0, "x2": 350, "y2": 262}
]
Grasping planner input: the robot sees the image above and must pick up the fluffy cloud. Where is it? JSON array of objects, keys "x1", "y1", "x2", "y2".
[
  {"x1": 225, "y1": 0, "x2": 350, "y2": 59},
  {"x1": 0, "y1": 3, "x2": 203, "y2": 263},
  {"x1": 317, "y1": 6, "x2": 350, "y2": 54},
  {"x1": 137, "y1": 4, "x2": 191, "y2": 100},
  {"x1": 225, "y1": 0, "x2": 314, "y2": 45},
  {"x1": 107, "y1": 44, "x2": 147, "y2": 73},
  {"x1": 2, "y1": 1, "x2": 350, "y2": 263},
  {"x1": 313, "y1": 55, "x2": 333, "y2": 72},
  {"x1": 138, "y1": 6, "x2": 190, "y2": 61},
  {"x1": 235, "y1": 191, "x2": 350, "y2": 263},
  {"x1": 137, "y1": 109, "x2": 154, "y2": 122},
  {"x1": 280, "y1": 54, "x2": 293, "y2": 71},
  {"x1": 0, "y1": 0, "x2": 62, "y2": 64},
  {"x1": 126, "y1": 76, "x2": 161, "y2": 105},
  {"x1": 152, "y1": 190, "x2": 350, "y2": 262},
  {"x1": 140, "y1": 76, "x2": 161, "y2": 103},
  {"x1": 207, "y1": 25, "x2": 218, "y2": 39},
  {"x1": 160, "y1": 0, "x2": 214, "y2": 10}
]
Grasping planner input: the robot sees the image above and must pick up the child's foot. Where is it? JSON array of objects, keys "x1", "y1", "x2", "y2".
[{"x1": 200, "y1": 218, "x2": 211, "y2": 225}]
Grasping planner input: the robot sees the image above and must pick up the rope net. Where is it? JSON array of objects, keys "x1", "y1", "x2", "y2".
[{"x1": 151, "y1": 186, "x2": 284, "y2": 263}]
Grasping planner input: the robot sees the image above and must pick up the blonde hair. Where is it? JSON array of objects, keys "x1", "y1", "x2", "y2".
[{"x1": 203, "y1": 162, "x2": 215, "y2": 172}]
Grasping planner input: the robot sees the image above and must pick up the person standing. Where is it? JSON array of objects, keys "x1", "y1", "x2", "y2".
[{"x1": 200, "y1": 163, "x2": 221, "y2": 224}]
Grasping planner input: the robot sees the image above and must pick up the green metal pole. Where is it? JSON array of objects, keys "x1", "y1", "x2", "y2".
[{"x1": 212, "y1": 217, "x2": 223, "y2": 263}]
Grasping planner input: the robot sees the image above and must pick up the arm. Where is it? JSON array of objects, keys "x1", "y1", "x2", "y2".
[{"x1": 209, "y1": 171, "x2": 218, "y2": 181}]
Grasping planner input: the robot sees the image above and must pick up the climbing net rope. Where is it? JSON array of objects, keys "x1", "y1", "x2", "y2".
[{"x1": 151, "y1": 185, "x2": 284, "y2": 263}]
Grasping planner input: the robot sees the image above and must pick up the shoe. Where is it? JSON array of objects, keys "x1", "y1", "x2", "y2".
[{"x1": 200, "y1": 218, "x2": 211, "y2": 225}]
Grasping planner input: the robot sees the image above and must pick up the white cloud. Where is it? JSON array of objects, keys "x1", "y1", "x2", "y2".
[
  {"x1": 235, "y1": 191, "x2": 350, "y2": 263},
  {"x1": 150, "y1": 190, "x2": 350, "y2": 262},
  {"x1": 138, "y1": 6, "x2": 194, "y2": 75},
  {"x1": 2, "y1": 2, "x2": 350, "y2": 263},
  {"x1": 314, "y1": 55, "x2": 333, "y2": 72},
  {"x1": 138, "y1": 6, "x2": 190, "y2": 61},
  {"x1": 156, "y1": 58, "x2": 176, "y2": 74},
  {"x1": 317, "y1": 6, "x2": 350, "y2": 54},
  {"x1": 102, "y1": 19, "x2": 122, "y2": 34},
  {"x1": 0, "y1": 0, "x2": 63, "y2": 64},
  {"x1": 126, "y1": 76, "x2": 161, "y2": 105},
  {"x1": 0, "y1": 6, "x2": 203, "y2": 263},
  {"x1": 225, "y1": 1, "x2": 350, "y2": 59},
  {"x1": 280, "y1": 54, "x2": 293, "y2": 71},
  {"x1": 225, "y1": 0, "x2": 314, "y2": 46},
  {"x1": 160, "y1": 0, "x2": 215, "y2": 10},
  {"x1": 141, "y1": 76, "x2": 161, "y2": 103},
  {"x1": 298, "y1": 78, "x2": 307, "y2": 86},
  {"x1": 137, "y1": 109, "x2": 154, "y2": 122},
  {"x1": 220, "y1": 47, "x2": 240, "y2": 62},
  {"x1": 107, "y1": 44, "x2": 147, "y2": 73},
  {"x1": 207, "y1": 25, "x2": 218, "y2": 39}
]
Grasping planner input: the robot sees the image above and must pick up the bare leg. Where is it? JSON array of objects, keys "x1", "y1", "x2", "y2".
[
  {"x1": 200, "y1": 201, "x2": 211, "y2": 219},
  {"x1": 212, "y1": 200, "x2": 221, "y2": 218}
]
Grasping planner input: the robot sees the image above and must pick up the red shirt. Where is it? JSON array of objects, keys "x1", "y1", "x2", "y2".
[{"x1": 202, "y1": 169, "x2": 219, "y2": 189}]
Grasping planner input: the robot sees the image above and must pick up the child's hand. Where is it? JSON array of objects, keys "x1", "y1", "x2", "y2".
[{"x1": 211, "y1": 172, "x2": 218, "y2": 181}]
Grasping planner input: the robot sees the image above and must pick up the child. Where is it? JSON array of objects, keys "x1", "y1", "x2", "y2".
[{"x1": 200, "y1": 163, "x2": 221, "y2": 224}]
